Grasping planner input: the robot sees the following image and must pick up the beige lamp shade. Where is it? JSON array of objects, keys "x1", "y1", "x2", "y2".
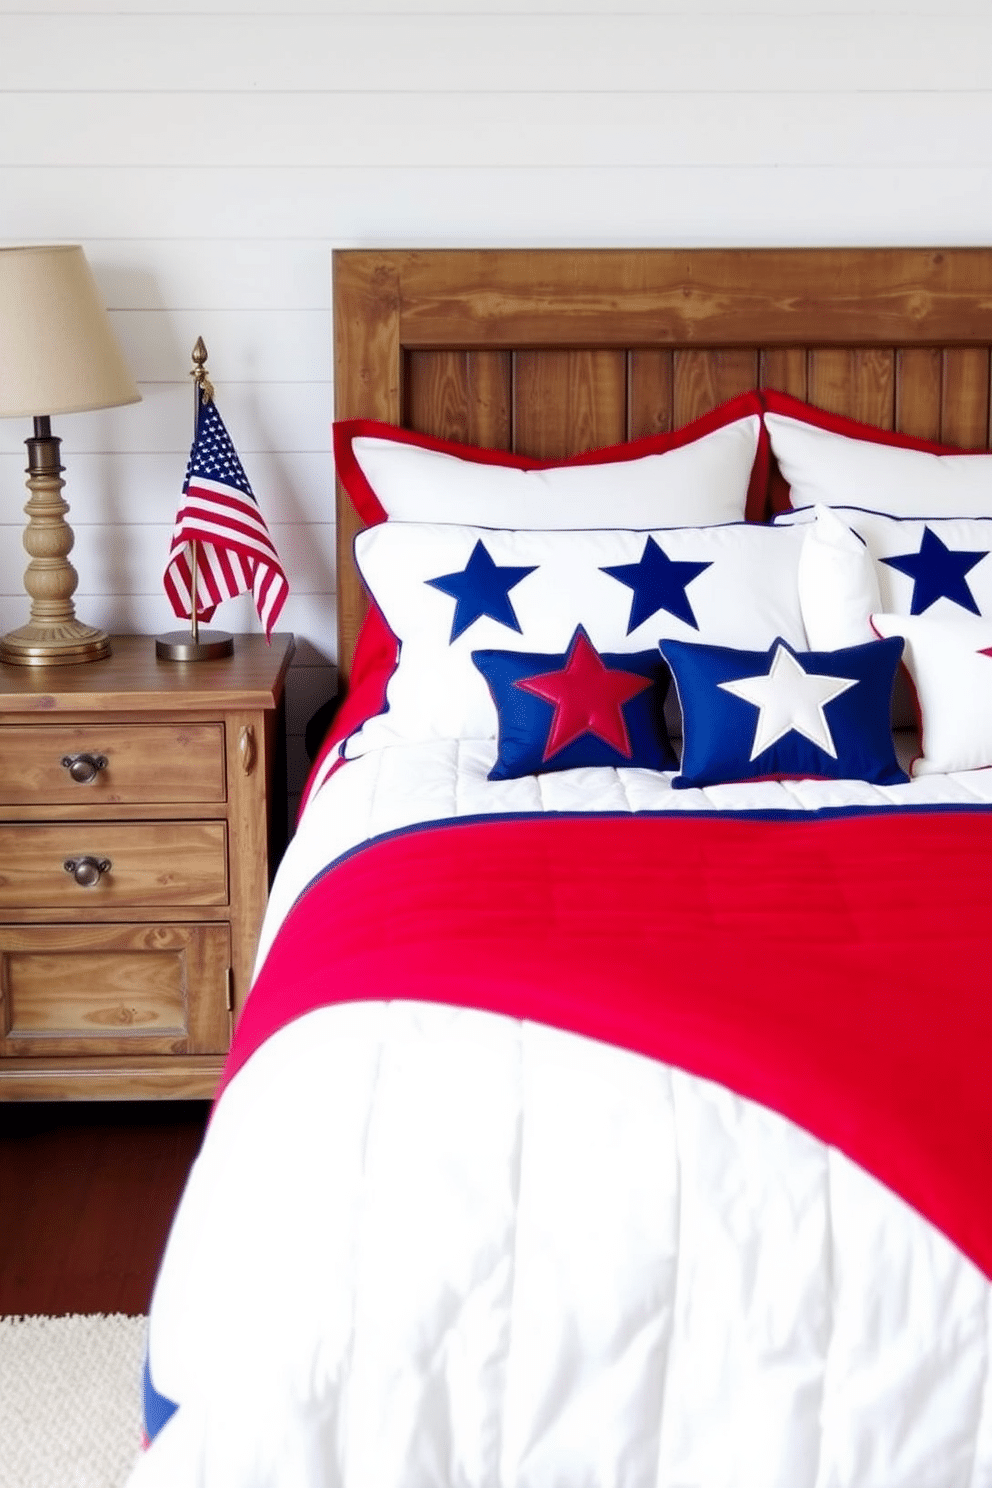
[
  {"x1": 0, "y1": 244, "x2": 141, "y2": 417},
  {"x1": 0, "y1": 245, "x2": 140, "y2": 666}
]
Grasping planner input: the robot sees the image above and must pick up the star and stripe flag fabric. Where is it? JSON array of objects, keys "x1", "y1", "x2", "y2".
[{"x1": 164, "y1": 393, "x2": 288, "y2": 639}]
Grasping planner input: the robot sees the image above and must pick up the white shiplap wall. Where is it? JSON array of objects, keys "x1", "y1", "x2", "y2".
[{"x1": 2, "y1": 1, "x2": 991, "y2": 816}]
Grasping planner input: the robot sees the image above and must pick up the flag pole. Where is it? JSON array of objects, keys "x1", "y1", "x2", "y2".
[
  {"x1": 188, "y1": 338, "x2": 212, "y2": 646},
  {"x1": 155, "y1": 338, "x2": 234, "y2": 660}
]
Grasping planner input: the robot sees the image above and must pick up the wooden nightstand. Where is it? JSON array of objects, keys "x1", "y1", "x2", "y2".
[{"x1": 0, "y1": 634, "x2": 294, "y2": 1101}]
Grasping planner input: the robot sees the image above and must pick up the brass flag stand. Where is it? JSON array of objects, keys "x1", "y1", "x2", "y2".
[{"x1": 156, "y1": 339, "x2": 235, "y2": 661}]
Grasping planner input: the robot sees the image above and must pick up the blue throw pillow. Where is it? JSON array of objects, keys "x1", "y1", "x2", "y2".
[
  {"x1": 473, "y1": 626, "x2": 677, "y2": 781},
  {"x1": 659, "y1": 634, "x2": 907, "y2": 789}
]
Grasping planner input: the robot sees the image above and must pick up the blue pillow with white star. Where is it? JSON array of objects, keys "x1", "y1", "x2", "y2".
[
  {"x1": 659, "y1": 635, "x2": 907, "y2": 789},
  {"x1": 473, "y1": 627, "x2": 677, "y2": 781}
]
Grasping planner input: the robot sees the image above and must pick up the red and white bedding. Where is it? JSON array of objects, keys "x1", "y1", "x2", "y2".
[
  {"x1": 130, "y1": 740, "x2": 992, "y2": 1488},
  {"x1": 130, "y1": 399, "x2": 992, "y2": 1486}
]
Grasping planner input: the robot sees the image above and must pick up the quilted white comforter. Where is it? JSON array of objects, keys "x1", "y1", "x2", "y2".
[{"x1": 129, "y1": 739, "x2": 992, "y2": 1488}]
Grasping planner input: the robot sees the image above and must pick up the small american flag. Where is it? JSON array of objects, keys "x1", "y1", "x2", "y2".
[{"x1": 163, "y1": 393, "x2": 288, "y2": 639}]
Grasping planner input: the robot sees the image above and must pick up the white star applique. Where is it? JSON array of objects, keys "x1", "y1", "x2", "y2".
[{"x1": 719, "y1": 644, "x2": 858, "y2": 760}]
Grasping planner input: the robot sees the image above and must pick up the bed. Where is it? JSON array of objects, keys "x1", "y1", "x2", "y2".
[{"x1": 130, "y1": 248, "x2": 992, "y2": 1488}]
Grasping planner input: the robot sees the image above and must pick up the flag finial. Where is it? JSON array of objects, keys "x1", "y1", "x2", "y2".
[{"x1": 191, "y1": 337, "x2": 214, "y2": 404}]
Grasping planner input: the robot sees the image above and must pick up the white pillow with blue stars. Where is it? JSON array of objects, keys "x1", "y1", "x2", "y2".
[
  {"x1": 780, "y1": 505, "x2": 992, "y2": 649},
  {"x1": 659, "y1": 634, "x2": 908, "y2": 789},
  {"x1": 348, "y1": 520, "x2": 808, "y2": 756}
]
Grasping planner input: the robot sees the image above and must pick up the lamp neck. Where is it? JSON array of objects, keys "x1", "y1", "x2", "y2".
[{"x1": 26, "y1": 416, "x2": 62, "y2": 479}]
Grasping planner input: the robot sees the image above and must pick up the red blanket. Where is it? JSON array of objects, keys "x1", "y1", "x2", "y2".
[{"x1": 222, "y1": 808, "x2": 992, "y2": 1278}]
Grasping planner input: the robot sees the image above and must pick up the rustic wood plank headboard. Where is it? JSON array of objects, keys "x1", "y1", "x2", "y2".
[{"x1": 332, "y1": 247, "x2": 992, "y2": 681}]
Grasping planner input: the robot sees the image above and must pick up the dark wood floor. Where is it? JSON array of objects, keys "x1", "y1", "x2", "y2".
[{"x1": 0, "y1": 1101, "x2": 208, "y2": 1317}]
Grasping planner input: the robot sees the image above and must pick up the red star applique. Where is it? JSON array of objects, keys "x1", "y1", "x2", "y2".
[
  {"x1": 981, "y1": 647, "x2": 992, "y2": 659},
  {"x1": 516, "y1": 629, "x2": 653, "y2": 761}
]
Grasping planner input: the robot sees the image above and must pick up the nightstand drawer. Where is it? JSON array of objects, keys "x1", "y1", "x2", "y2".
[
  {"x1": 0, "y1": 723, "x2": 226, "y2": 806},
  {"x1": 0, "y1": 632, "x2": 292, "y2": 1098},
  {"x1": 0, "y1": 822, "x2": 228, "y2": 909},
  {"x1": 0, "y1": 921, "x2": 232, "y2": 1057}
]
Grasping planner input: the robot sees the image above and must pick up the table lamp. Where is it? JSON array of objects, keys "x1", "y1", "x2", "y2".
[{"x1": 0, "y1": 244, "x2": 141, "y2": 665}]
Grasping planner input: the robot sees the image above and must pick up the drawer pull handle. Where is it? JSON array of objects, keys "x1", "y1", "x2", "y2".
[
  {"x1": 63, "y1": 856, "x2": 112, "y2": 888},
  {"x1": 61, "y1": 752, "x2": 108, "y2": 785},
  {"x1": 239, "y1": 725, "x2": 256, "y2": 776}
]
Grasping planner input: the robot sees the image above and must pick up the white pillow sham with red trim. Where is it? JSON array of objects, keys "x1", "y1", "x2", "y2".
[
  {"x1": 334, "y1": 392, "x2": 767, "y2": 529},
  {"x1": 764, "y1": 390, "x2": 992, "y2": 518}
]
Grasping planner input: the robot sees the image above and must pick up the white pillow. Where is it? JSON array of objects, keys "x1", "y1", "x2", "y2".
[
  {"x1": 347, "y1": 521, "x2": 807, "y2": 756},
  {"x1": 783, "y1": 506, "x2": 992, "y2": 647},
  {"x1": 796, "y1": 505, "x2": 882, "y2": 648},
  {"x1": 347, "y1": 415, "x2": 762, "y2": 529},
  {"x1": 766, "y1": 412, "x2": 992, "y2": 519},
  {"x1": 871, "y1": 612, "x2": 992, "y2": 775}
]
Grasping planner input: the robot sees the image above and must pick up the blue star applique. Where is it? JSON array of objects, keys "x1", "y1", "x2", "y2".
[
  {"x1": 426, "y1": 540, "x2": 538, "y2": 642},
  {"x1": 881, "y1": 527, "x2": 989, "y2": 616},
  {"x1": 601, "y1": 536, "x2": 712, "y2": 633}
]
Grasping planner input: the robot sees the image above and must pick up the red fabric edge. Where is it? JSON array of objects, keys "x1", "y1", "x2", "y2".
[
  {"x1": 297, "y1": 603, "x2": 397, "y2": 817},
  {"x1": 762, "y1": 388, "x2": 990, "y2": 513},
  {"x1": 334, "y1": 390, "x2": 770, "y2": 526}
]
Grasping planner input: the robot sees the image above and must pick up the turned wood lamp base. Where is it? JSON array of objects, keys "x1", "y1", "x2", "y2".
[
  {"x1": 0, "y1": 622, "x2": 111, "y2": 667},
  {"x1": 0, "y1": 417, "x2": 111, "y2": 668}
]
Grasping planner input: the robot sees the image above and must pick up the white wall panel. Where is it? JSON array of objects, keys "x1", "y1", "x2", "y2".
[
  {"x1": 1, "y1": 1, "x2": 988, "y2": 12},
  {"x1": 0, "y1": 383, "x2": 332, "y2": 460},
  {"x1": 1, "y1": 1, "x2": 989, "y2": 801},
  {"x1": 4, "y1": 164, "x2": 992, "y2": 246},
  {"x1": 5, "y1": 91, "x2": 992, "y2": 168},
  {"x1": 98, "y1": 310, "x2": 332, "y2": 386},
  {"x1": 3, "y1": 1, "x2": 986, "y2": 12},
  {"x1": 84, "y1": 242, "x2": 332, "y2": 312},
  {"x1": 4, "y1": 14, "x2": 992, "y2": 91}
]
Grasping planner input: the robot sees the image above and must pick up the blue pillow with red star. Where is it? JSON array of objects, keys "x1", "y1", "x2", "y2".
[
  {"x1": 473, "y1": 627, "x2": 677, "y2": 780},
  {"x1": 659, "y1": 635, "x2": 908, "y2": 789}
]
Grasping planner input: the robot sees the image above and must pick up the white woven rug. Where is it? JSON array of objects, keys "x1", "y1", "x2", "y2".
[{"x1": 0, "y1": 1314, "x2": 147, "y2": 1488}]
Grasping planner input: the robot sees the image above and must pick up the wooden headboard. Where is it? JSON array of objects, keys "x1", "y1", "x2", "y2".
[{"x1": 333, "y1": 247, "x2": 992, "y2": 681}]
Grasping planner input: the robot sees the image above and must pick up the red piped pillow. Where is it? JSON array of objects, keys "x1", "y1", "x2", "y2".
[
  {"x1": 335, "y1": 392, "x2": 769, "y2": 528},
  {"x1": 763, "y1": 390, "x2": 992, "y2": 517}
]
